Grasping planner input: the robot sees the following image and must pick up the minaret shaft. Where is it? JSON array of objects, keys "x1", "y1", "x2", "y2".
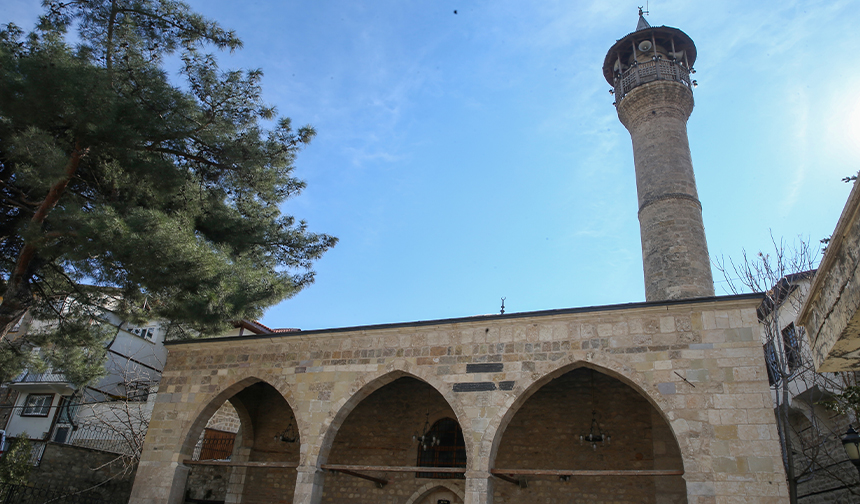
[{"x1": 617, "y1": 80, "x2": 714, "y2": 301}]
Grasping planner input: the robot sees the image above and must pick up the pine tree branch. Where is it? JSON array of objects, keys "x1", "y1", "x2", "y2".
[
  {"x1": 0, "y1": 179, "x2": 41, "y2": 209},
  {"x1": 142, "y1": 145, "x2": 230, "y2": 170}
]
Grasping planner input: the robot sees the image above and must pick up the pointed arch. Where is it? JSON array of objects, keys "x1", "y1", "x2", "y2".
[
  {"x1": 403, "y1": 481, "x2": 465, "y2": 504},
  {"x1": 178, "y1": 376, "x2": 265, "y2": 459},
  {"x1": 179, "y1": 375, "x2": 302, "y2": 460},
  {"x1": 485, "y1": 357, "x2": 684, "y2": 471},
  {"x1": 314, "y1": 364, "x2": 471, "y2": 468},
  {"x1": 182, "y1": 376, "x2": 303, "y2": 504}
]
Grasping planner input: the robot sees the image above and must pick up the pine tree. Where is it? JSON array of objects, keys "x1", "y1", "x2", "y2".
[{"x1": 0, "y1": 1, "x2": 336, "y2": 382}]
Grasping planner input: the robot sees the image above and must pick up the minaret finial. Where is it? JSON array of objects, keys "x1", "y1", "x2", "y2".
[{"x1": 636, "y1": 5, "x2": 651, "y2": 30}]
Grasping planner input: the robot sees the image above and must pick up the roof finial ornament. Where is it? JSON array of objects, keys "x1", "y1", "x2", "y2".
[{"x1": 636, "y1": 3, "x2": 651, "y2": 31}]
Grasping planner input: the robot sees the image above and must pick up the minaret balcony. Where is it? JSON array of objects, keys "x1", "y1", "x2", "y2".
[{"x1": 614, "y1": 59, "x2": 692, "y2": 105}]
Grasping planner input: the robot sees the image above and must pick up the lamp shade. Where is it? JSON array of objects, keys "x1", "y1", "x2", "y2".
[{"x1": 841, "y1": 426, "x2": 860, "y2": 467}]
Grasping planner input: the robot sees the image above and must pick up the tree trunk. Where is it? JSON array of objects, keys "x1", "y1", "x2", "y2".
[
  {"x1": 0, "y1": 144, "x2": 86, "y2": 339},
  {"x1": 782, "y1": 372, "x2": 798, "y2": 504}
]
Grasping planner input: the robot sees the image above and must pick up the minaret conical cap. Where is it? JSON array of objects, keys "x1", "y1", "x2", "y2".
[{"x1": 636, "y1": 15, "x2": 651, "y2": 31}]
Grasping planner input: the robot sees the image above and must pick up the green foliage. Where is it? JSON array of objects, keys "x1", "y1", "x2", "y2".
[
  {"x1": 0, "y1": 436, "x2": 32, "y2": 486},
  {"x1": 0, "y1": 1, "x2": 336, "y2": 383},
  {"x1": 820, "y1": 385, "x2": 860, "y2": 420}
]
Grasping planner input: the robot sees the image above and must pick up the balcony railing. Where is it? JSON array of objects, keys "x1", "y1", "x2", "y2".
[
  {"x1": 11, "y1": 371, "x2": 70, "y2": 384},
  {"x1": 613, "y1": 59, "x2": 692, "y2": 104},
  {"x1": 53, "y1": 424, "x2": 140, "y2": 457}
]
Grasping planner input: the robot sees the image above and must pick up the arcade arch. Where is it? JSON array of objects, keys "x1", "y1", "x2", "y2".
[
  {"x1": 182, "y1": 379, "x2": 301, "y2": 504},
  {"x1": 321, "y1": 375, "x2": 468, "y2": 502},
  {"x1": 491, "y1": 365, "x2": 687, "y2": 503}
]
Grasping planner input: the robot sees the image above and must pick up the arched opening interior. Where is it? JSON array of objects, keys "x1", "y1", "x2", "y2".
[
  {"x1": 323, "y1": 377, "x2": 466, "y2": 502},
  {"x1": 493, "y1": 367, "x2": 686, "y2": 504},
  {"x1": 416, "y1": 418, "x2": 467, "y2": 478},
  {"x1": 184, "y1": 381, "x2": 300, "y2": 504},
  {"x1": 405, "y1": 483, "x2": 465, "y2": 504}
]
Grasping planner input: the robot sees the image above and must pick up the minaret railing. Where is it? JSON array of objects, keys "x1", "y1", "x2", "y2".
[{"x1": 614, "y1": 59, "x2": 691, "y2": 105}]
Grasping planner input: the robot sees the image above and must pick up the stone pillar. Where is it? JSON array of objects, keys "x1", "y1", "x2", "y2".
[
  {"x1": 616, "y1": 80, "x2": 714, "y2": 302},
  {"x1": 293, "y1": 465, "x2": 325, "y2": 504},
  {"x1": 224, "y1": 467, "x2": 247, "y2": 503},
  {"x1": 129, "y1": 461, "x2": 188, "y2": 504},
  {"x1": 224, "y1": 444, "x2": 251, "y2": 503},
  {"x1": 464, "y1": 471, "x2": 493, "y2": 504},
  {"x1": 167, "y1": 464, "x2": 190, "y2": 504}
]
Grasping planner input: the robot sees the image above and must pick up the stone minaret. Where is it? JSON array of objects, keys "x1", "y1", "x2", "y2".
[{"x1": 603, "y1": 13, "x2": 714, "y2": 301}]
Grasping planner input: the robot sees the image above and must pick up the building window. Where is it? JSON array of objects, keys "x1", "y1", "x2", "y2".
[
  {"x1": 126, "y1": 324, "x2": 156, "y2": 341},
  {"x1": 125, "y1": 381, "x2": 152, "y2": 402},
  {"x1": 416, "y1": 418, "x2": 467, "y2": 479},
  {"x1": 782, "y1": 323, "x2": 801, "y2": 373},
  {"x1": 763, "y1": 341, "x2": 781, "y2": 387},
  {"x1": 21, "y1": 394, "x2": 53, "y2": 417}
]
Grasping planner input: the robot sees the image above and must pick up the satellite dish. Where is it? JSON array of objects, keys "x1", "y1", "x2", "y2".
[{"x1": 638, "y1": 40, "x2": 653, "y2": 52}]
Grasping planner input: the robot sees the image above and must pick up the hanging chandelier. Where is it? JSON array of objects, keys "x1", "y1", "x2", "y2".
[
  {"x1": 579, "y1": 369, "x2": 610, "y2": 450},
  {"x1": 413, "y1": 410, "x2": 440, "y2": 450},
  {"x1": 274, "y1": 416, "x2": 298, "y2": 443}
]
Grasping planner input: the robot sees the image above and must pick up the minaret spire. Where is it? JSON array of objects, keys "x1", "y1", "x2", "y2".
[{"x1": 636, "y1": 6, "x2": 651, "y2": 30}]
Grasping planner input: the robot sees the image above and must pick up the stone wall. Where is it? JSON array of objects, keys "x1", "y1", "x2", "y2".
[
  {"x1": 185, "y1": 465, "x2": 231, "y2": 502},
  {"x1": 206, "y1": 402, "x2": 241, "y2": 433},
  {"x1": 129, "y1": 295, "x2": 790, "y2": 504},
  {"x1": 32, "y1": 442, "x2": 136, "y2": 502}
]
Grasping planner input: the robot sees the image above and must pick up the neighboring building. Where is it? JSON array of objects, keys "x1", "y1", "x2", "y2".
[
  {"x1": 757, "y1": 273, "x2": 859, "y2": 503},
  {"x1": 128, "y1": 13, "x2": 793, "y2": 504},
  {"x1": 2, "y1": 300, "x2": 167, "y2": 456},
  {"x1": 799, "y1": 177, "x2": 860, "y2": 371},
  {"x1": 0, "y1": 300, "x2": 167, "y2": 501},
  {"x1": 0, "y1": 300, "x2": 276, "y2": 502}
]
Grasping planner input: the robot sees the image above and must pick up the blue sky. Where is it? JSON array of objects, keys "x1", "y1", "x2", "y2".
[{"x1": 6, "y1": 1, "x2": 860, "y2": 330}]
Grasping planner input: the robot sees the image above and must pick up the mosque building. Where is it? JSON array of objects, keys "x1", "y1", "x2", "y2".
[{"x1": 129, "y1": 14, "x2": 789, "y2": 504}]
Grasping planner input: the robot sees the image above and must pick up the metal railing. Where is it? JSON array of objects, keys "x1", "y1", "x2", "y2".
[
  {"x1": 55, "y1": 425, "x2": 139, "y2": 457},
  {"x1": 613, "y1": 59, "x2": 692, "y2": 103},
  {"x1": 0, "y1": 438, "x2": 46, "y2": 467},
  {"x1": 10, "y1": 371, "x2": 70, "y2": 384}
]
